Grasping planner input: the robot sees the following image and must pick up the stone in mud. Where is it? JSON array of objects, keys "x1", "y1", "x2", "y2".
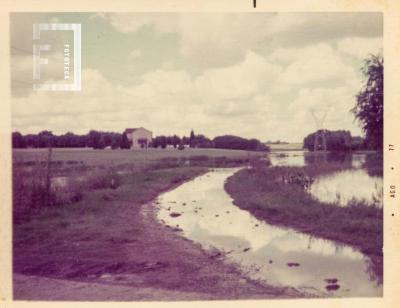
[
  {"x1": 269, "y1": 260, "x2": 273, "y2": 264},
  {"x1": 209, "y1": 251, "x2": 222, "y2": 259},
  {"x1": 169, "y1": 212, "x2": 181, "y2": 218},
  {"x1": 287, "y1": 262, "x2": 300, "y2": 267},
  {"x1": 324, "y1": 278, "x2": 338, "y2": 284},
  {"x1": 326, "y1": 284, "x2": 340, "y2": 291}
]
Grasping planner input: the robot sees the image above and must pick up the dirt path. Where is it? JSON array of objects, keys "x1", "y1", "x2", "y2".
[{"x1": 14, "y1": 201, "x2": 298, "y2": 300}]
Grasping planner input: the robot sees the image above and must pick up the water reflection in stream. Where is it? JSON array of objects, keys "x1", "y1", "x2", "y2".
[
  {"x1": 270, "y1": 151, "x2": 383, "y2": 207},
  {"x1": 157, "y1": 168, "x2": 382, "y2": 297}
]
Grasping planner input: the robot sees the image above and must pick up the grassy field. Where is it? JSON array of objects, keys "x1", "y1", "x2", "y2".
[
  {"x1": 13, "y1": 147, "x2": 263, "y2": 166},
  {"x1": 12, "y1": 148, "x2": 266, "y2": 214},
  {"x1": 225, "y1": 161, "x2": 383, "y2": 282},
  {"x1": 13, "y1": 148, "x2": 293, "y2": 300},
  {"x1": 267, "y1": 143, "x2": 303, "y2": 151}
]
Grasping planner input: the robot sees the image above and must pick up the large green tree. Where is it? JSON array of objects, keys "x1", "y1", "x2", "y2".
[{"x1": 351, "y1": 54, "x2": 383, "y2": 150}]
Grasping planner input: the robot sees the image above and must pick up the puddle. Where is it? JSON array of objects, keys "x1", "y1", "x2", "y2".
[
  {"x1": 310, "y1": 169, "x2": 383, "y2": 207},
  {"x1": 157, "y1": 169, "x2": 382, "y2": 297}
]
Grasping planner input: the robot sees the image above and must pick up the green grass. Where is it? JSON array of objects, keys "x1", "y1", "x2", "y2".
[
  {"x1": 15, "y1": 164, "x2": 292, "y2": 298},
  {"x1": 268, "y1": 143, "x2": 303, "y2": 151},
  {"x1": 13, "y1": 166, "x2": 207, "y2": 277},
  {"x1": 13, "y1": 148, "x2": 262, "y2": 214},
  {"x1": 225, "y1": 164, "x2": 383, "y2": 281},
  {"x1": 13, "y1": 148, "x2": 264, "y2": 166}
]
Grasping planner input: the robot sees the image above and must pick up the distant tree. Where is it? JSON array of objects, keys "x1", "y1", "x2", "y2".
[
  {"x1": 151, "y1": 137, "x2": 159, "y2": 148},
  {"x1": 194, "y1": 134, "x2": 213, "y2": 148},
  {"x1": 213, "y1": 135, "x2": 268, "y2": 151},
  {"x1": 303, "y1": 130, "x2": 354, "y2": 152},
  {"x1": 88, "y1": 130, "x2": 101, "y2": 149},
  {"x1": 189, "y1": 130, "x2": 196, "y2": 148},
  {"x1": 159, "y1": 136, "x2": 167, "y2": 149},
  {"x1": 111, "y1": 135, "x2": 122, "y2": 149},
  {"x1": 351, "y1": 54, "x2": 383, "y2": 151},
  {"x1": 102, "y1": 134, "x2": 112, "y2": 148},
  {"x1": 151, "y1": 136, "x2": 168, "y2": 148},
  {"x1": 351, "y1": 136, "x2": 366, "y2": 151},
  {"x1": 120, "y1": 132, "x2": 131, "y2": 149},
  {"x1": 37, "y1": 131, "x2": 54, "y2": 148},
  {"x1": 25, "y1": 134, "x2": 38, "y2": 148},
  {"x1": 172, "y1": 135, "x2": 181, "y2": 148},
  {"x1": 97, "y1": 137, "x2": 106, "y2": 149},
  {"x1": 247, "y1": 139, "x2": 259, "y2": 151},
  {"x1": 182, "y1": 136, "x2": 190, "y2": 146},
  {"x1": 12, "y1": 132, "x2": 26, "y2": 148}
]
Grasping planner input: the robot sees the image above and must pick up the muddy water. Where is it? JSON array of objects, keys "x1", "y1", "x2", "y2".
[
  {"x1": 157, "y1": 169, "x2": 382, "y2": 297},
  {"x1": 310, "y1": 169, "x2": 383, "y2": 207},
  {"x1": 269, "y1": 151, "x2": 383, "y2": 207},
  {"x1": 269, "y1": 151, "x2": 307, "y2": 167},
  {"x1": 269, "y1": 151, "x2": 367, "y2": 168}
]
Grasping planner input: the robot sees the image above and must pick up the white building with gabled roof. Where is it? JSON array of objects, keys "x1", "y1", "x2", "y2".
[{"x1": 124, "y1": 127, "x2": 152, "y2": 149}]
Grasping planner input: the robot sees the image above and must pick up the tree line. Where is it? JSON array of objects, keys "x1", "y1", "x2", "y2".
[
  {"x1": 303, "y1": 130, "x2": 367, "y2": 152},
  {"x1": 12, "y1": 129, "x2": 270, "y2": 152}
]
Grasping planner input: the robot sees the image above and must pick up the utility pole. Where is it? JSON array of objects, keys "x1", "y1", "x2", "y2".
[{"x1": 309, "y1": 108, "x2": 329, "y2": 152}]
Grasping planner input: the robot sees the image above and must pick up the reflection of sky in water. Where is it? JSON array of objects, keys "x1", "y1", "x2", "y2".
[
  {"x1": 269, "y1": 151, "x2": 367, "y2": 169},
  {"x1": 269, "y1": 151, "x2": 382, "y2": 207},
  {"x1": 157, "y1": 169, "x2": 382, "y2": 297},
  {"x1": 310, "y1": 169, "x2": 383, "y2": 207},
  {"x1": 269, "y1": 151, "x2": 306, "y2": 167}
]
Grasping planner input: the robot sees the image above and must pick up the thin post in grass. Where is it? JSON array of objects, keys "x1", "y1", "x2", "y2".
[{"x1": 45, "y1": 146, "x2": 53, "y2": 206}]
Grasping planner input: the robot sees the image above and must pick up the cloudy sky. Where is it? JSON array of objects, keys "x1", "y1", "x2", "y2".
[{"x1": 11, "y1": 12, "x2": 382, "y2": 142}]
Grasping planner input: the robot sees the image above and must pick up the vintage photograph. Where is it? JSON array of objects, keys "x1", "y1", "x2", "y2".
[{"x1": 10, "y1": 12, "x2": 383, "y2": 300}]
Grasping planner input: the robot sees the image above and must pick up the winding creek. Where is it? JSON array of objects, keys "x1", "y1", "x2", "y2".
[{"x1": 157, "y1": 161, "x2": 382, "y2": 297}]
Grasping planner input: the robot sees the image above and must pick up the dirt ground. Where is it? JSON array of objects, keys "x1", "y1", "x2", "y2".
[{"x1": 13, "y1": 168, "x2": 301, "y2": 301}]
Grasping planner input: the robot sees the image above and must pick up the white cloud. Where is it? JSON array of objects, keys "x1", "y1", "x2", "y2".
[
  {"x1": 12, "y1": 13, "x2": 380, "y2": 141},
  {"x1": 97, "y1": 13, "x2": 178, "y2": 34},
  {"x1": 337, "y1": 37, "x2": 382, "y2": 59},
  {"x1": 129, "y1": 49, "x2": 142, "y2": 59},
  {"x1": 97, "y1": 13, "x2": 382, "y2": 69},
  {"x1": 195, "y1": 51, "x2": 281, "y2": 102},
  {"x1": 277, "y1": 44, "x2": 355, "y2": 85},
  {"x1": 287, "y1": 86, "x2": 362, "y2": 137}
]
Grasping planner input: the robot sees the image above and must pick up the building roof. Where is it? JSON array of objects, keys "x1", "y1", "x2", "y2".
[
  {"x1": 124, "y1": 128, "x2": 139, "y2": 134},
  {"x1": 124, "y1": 127, "x2": 152, "y2": 134}
]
